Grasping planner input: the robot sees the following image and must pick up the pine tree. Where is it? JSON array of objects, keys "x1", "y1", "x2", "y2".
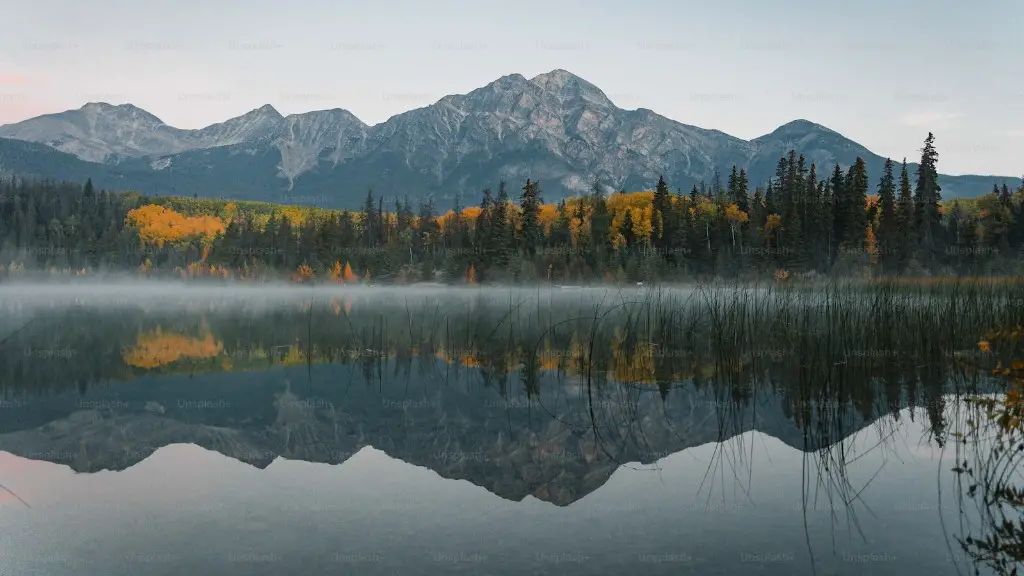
[
  {"x1": 895, "y1": 159, "x2": 915, "y2": 272},
  {"x1": 914, "y1": 132, "x2": 943, "y2": 269},
  {"x1": 876, "y1": 158, "x2": 898, "y2": 273},
  {"x1": 589, "y1": 178, "x2": 613, "y2": 263},
  {"x1": 736, "y1": 168, "x2": 750, "y2": 213},
  {"x1": 652, "y1": 175, "x2": 671, "y2": 248},
  {"x1": 829, "y1": 164, "x2": 846, "y2": 267},
  {"x1": 845, "y1": 157, "x2": 869, "y2": 253},
  {"x1": 621, "y1": 208, "x2": 636, "y2": 251},
  {"x1": 519, "y1": 179, "x2": 542, "y2": 257},
  {"x1": 361, "y1": 189, "x2": 377, "y2": 247}
]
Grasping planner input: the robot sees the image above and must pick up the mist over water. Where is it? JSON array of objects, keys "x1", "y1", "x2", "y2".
[
  {"x1": 0, "y1": 279, "x2": 1019, "y2": 575},
  {"x1": 0, "y1": 280, "x2": 659, "y2": 312}
]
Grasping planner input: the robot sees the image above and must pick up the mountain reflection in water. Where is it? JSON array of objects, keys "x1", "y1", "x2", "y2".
[{"x1": 0, "y1": 284, "x2": 1020, "y2": 575}]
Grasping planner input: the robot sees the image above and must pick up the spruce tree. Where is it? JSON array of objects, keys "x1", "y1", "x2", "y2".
[
  {"x1": 737, "y1": 168, "x2": 750, "y2": 213},
  {"x1": 519, "y1": 179, "x2": 542, "y2": 257},
  {"x1": 895, "y1": 159, "x2": 915, "y2": 272},
  {"x1": 914, "y1": 133, "x2": 943, "y2": 269},
  {"x1": 361, "y1": 189, "x2": 377, "y2": 247},
  {"x1": 846, "y1": 158, "x2": 869, "y2": 252},
  {"x1": 876, "y1": 158, "x2": 898, "y2": 273},
  {"x1": 652, "y1": 175, "x2": 671, "y2": 249},
  {"x1": 621, "y1": 208, "x2": 636, "y2": 252},
  {"x1": 830, "y1": 163, "x2": 847, "y2": 266}
]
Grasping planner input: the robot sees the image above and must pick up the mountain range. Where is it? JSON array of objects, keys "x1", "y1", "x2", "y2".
[
  {"x1": 0, "y1": 69, "x2": 1018, "y2": 209},
  {"x1": 0, "y1": 362, "x2": 910, "y2": 507}
]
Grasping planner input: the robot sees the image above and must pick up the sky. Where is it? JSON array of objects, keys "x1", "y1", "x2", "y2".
[{"x1": 0, "y1": 0, "x2": 1020, "y2": 176}]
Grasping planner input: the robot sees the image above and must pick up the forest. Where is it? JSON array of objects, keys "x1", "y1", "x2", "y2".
[{"x1": 1, "y1": 133, "x2": 1022, "y2": 283}]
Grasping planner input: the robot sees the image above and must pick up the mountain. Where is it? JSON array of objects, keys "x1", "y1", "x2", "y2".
[
  {"x1": 0, "y1": 362, "x2": 920, "y2": 507},
  {"x1": 0, "y1": 70, "x2": 1018, "y2": 208}
]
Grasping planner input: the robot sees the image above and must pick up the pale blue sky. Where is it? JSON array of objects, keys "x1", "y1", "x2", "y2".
[{"x1": 0, "y1": 0, "x2": 1020, "y2": 175}]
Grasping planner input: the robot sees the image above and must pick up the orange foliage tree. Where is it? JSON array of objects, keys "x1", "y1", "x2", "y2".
[
  {"x1": 293, "y1": 264, "x2": 315, "y2": 283},
  {"x1": 126, "y1": 204, "x2": 225, "y2": 247}
]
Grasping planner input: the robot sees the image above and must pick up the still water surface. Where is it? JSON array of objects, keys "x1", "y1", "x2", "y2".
[{"x1": 0, "y1": 284, "x2": 1011, "y2": 575}]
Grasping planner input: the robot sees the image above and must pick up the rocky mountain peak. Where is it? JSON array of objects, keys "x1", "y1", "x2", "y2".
[
  {"x1": 759, "y1": 119, "x2": 834, "y2": 140},
  {"x1": 251, "y1": 104, "x2": 284, "y2": 120},
  {"x1": 528, "y1": 69, "x2": 611, "y2": 107},
  {"x1": 80, "y1": 102, "x2": 166, "y2": 126}
]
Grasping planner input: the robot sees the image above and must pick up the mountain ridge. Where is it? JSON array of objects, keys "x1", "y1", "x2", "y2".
[{"x1": 0, "y1": 69, "x2": 1018, "y2": 208}]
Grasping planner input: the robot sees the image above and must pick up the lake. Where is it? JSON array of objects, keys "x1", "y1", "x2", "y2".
[{"x1": 0, "y1": 282, "x2": 1018, "y2": 575}]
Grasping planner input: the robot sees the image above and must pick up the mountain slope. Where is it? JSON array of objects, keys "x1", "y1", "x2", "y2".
[{"x1": 0, "y1": 70, "x2": 1018, "y2": 208}]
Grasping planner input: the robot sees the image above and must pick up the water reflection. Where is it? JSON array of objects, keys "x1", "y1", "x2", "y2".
[{"x1": 0, "y1": 284, "x2": 1020, "y2": 575}]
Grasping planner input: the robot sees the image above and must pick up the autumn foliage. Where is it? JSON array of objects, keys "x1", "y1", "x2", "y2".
[
  {"x1": 122, "y1": 328, "x2": 223, "y2": 369},
  {"x1": 293, "y1": 264, "x2": 315, "y2": 283},
  {"x1": 126, "y1": 204, "x2": 225, "y2": 246}
]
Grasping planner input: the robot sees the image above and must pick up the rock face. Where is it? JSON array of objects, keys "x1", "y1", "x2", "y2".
[{"x1": 0, "y1": 69, "x2": 1017, "y2": 206}]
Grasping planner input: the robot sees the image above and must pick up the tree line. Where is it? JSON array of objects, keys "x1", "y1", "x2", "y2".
[{"x1": 1, "y1": 132, "x2": 1022, "y2": 282}]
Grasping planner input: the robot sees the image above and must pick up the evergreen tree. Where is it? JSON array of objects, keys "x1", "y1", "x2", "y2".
[
  {"x1": 519, "y1": 179, "x2": 542, "y2": 258},
  {"x1": 914, "y1": 133, "x2": 943, "y2": 269},
  {"x1": 845, "y1": 157, "x2": 869, "y2": 253},
  {"x1": 652, "y1": 175, "x2": 671, "y2": 248},
  {"x1": 829, "y1": 164, "x2": 846, "y2": 266},
  {"x1": 876, "y1": 158, "x2": 898, "y2": 273},
  {"x1": 895, "y1": 159, "x2": 915, "y2": 272},
  {"x1": 589, "y1": 178, "x2": 613, "y2": 262},
  {"x1": 361, "y1": 189, "x2": 377, "y2": 247}
]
